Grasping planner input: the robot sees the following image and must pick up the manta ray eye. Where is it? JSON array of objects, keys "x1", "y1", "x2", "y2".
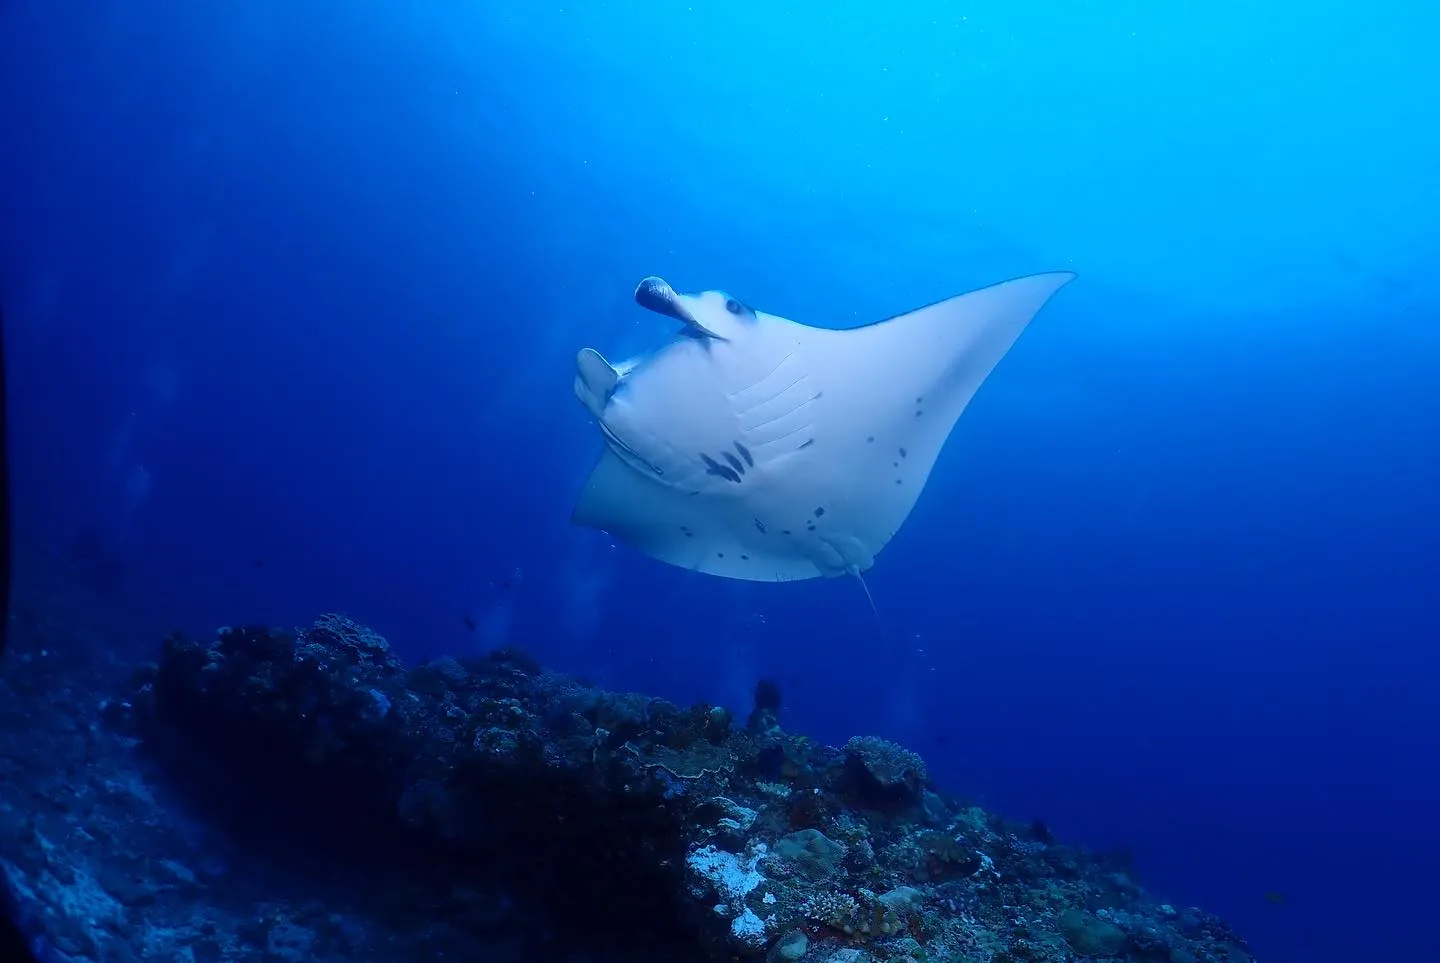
[{"x1": 725, "y1": 298, "x2": 744, "y2": 315}]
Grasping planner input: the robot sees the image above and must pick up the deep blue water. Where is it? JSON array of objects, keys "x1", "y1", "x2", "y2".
[{"x1": 3, "y1": 2, "x2": 1438, "y2": 960}]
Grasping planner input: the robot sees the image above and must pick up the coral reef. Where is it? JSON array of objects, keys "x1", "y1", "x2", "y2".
[{"x1": 0, "y1": 614, "x2": 1256, "y2": 962}]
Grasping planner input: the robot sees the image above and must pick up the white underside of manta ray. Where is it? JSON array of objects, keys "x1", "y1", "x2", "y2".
[{"x1": 570, "y1": 271, "x2": 1076, "y2": 583}]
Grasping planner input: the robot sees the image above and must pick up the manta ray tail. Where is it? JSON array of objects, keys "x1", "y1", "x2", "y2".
[{"x1": 851, "y1": 570, "x2": 888, "y2": 649}]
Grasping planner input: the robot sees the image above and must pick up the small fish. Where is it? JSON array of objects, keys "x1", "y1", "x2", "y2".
[{"x1": 462, "y1": 614, "x2": 476, "y2": 632}]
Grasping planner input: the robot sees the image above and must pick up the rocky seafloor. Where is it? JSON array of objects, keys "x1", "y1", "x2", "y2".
[{"x1": 0, "y1": 612, "x2": 1256, "y2": 962}]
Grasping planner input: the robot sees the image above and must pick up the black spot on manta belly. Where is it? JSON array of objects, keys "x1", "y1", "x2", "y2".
[
  {"x1": 754, "y1": 518, "x2": 767, "y2": 534},
  {"x1": 813, "y1": 507, "x2": 825, "y2": 518},
  {"x1": 798, "y1": 438, "x2": 815, "y2": 450},
  {"x1": 899, "y1": 447, "x2": 907, "y2": 458},
  {"x1": 700, "y1": 453, "x2": 742, "y2": 483}
]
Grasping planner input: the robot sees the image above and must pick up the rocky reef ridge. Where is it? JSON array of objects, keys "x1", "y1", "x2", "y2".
[{"x1": 1, "y1": 614, "x2": 1256, "y2": 962}]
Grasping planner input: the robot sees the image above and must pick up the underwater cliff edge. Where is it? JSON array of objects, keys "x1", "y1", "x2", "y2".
[{"x1": 0, "y1": 613, "x2": 1251, "y2": 962}]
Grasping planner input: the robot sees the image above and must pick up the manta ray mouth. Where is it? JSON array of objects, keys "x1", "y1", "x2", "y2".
[{"x1": 634, "y1": 276, "x2": 693, "y2": 324}]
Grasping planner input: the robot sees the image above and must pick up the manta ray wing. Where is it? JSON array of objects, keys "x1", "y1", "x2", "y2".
[{"x1": 784, "y1": 271, "x2": 1079, "y2": 565}]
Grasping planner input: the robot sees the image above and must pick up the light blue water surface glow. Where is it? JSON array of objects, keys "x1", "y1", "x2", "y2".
[{"x1": 2, "y1": 2, "x2": 1437, "y2": 961}]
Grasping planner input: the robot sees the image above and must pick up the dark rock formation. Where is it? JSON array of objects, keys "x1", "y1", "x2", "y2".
[{"x1": 0, "y1": 614, "x2": 1256, "y2": 962}]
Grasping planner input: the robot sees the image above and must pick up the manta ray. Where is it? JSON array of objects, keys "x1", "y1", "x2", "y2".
[{"x1": 571, "y1": 272, "x2": 1075, "y2": 583}]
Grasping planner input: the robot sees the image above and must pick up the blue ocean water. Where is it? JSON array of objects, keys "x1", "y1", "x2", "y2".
[{"x1": 1, "y1": 1, "x2": 1437, "y2": 960}]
